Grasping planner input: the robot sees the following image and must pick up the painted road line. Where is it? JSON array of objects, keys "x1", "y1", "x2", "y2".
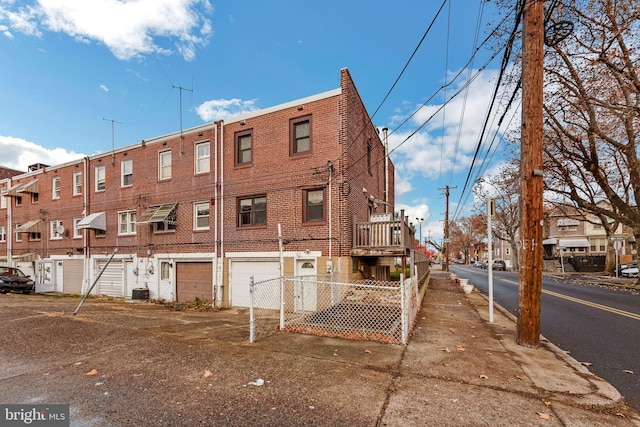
[{"x1": 492, "y1": 277, "x2": 640, "y2": 320}]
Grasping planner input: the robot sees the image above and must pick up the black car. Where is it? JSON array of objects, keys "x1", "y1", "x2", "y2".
[
  {"x1": 492, "y1": 260, "x2": 507, "y2": 271},
  {"x1": 0, "y1": 266, "x2": 35, "y2": 294}
]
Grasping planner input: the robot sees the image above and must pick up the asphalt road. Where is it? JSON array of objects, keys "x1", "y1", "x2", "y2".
[{"x1": 450, "y1": 265, "x2": 640, "y2": 410}]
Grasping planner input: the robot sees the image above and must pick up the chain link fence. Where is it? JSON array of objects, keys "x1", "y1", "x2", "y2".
[{"x1": 250, "y1": 273, "x2": 423, "y2": 345}]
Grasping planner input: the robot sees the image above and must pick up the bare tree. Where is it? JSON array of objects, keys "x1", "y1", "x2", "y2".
[
  {"x1": 473, "y1": 160, "x2": 522, "y2": 270},
  {"x1": 542, "y1": 0, "x2": 640, "y2": 277}
]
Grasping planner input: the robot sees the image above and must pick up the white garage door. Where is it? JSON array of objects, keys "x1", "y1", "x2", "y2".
[
  {"x1": 230, "y1": 260, "x2": 280, "y2": 308},
  {"x1": 63, "y1": 259, "x2": 84, "y2": 294},
  {"x1": 96, "y1": 259, "x2": 124, "y2": 297}
]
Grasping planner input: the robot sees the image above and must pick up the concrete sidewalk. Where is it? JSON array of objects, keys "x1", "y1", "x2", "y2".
[{"x1": 380, "y1": 272, "x2": 640, "y2": 426}]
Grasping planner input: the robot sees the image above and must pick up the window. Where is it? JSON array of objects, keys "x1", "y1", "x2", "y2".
[
  {"x1": 118, "y1": 211, "x2": 136, "y2": 235},
  {"x1": 95, "y1": 166, "x2": 106, "y2": 191},
  {"x1": 31, "y1": 192, "x2": 38, "y2": 204},
  {"x1": 195, "y1": 141, "x2": 210, "y2": 174},
  {"x1": 95, "y1": 228, "x2": 106, "y2": 237},
  {"x1": 153, "y1": 207, "x2": 177, "y2": 233},
  {"x1": 73, "y1": 171, "x2": 82, "y2": 195},
  {"x1": 159, "y1": 150, "x2": 172, "y2": 180},
  {"x1": 238, "y1": 196, "x2": 266, "y2": 227},
  {"x1": 51, "y1": 219, "x2": 64, "y2": 240},
  {"x1": 160, "y1": 262, "x2": 171, "y2": 280},
  {"x1": 290, "y1": 116, "x2": 311, "y2": 155},
  {"x1": 194, "y1": 202, "x2": 210, "y2": 230},
  {"x1": 73, "y1": 217, "x2": 83, "y2": 238},
  {"x1": 304, "y1": 189, "x2": 324, "y2": 223},
  {"x1": 14, "y1": 224, "x2": 21, "y2": 242},
  {"x1": 52, "y1": 176, "x2": 61, "y2": 199},
  {"x1": 15, "y1": 196, "x2": 21, "y2": 206},
  {"x1": 0, "y1": 225, "x2": 5, "y2": 242},
  {"x1": 1, "y1": 195, "x2": 6, "y2": 209},
  {"x1": 121, "y1": 159, "x2": 133, "y2": 187},
  {"x1": 29, "y1": 231, "x2": 41, "y2": 241},
  {"x1": 235, "y1": 130, "x2": 252, "y2": 166}
]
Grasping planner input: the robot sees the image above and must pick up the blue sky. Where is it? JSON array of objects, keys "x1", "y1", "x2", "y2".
[{"x1": 0, "y1": 0, "x2": 517, "y2": 245}]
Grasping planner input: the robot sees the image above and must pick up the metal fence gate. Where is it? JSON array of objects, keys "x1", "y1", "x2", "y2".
[{"x1": 249, "y1": 274, "x2": 421, "y2": 345}]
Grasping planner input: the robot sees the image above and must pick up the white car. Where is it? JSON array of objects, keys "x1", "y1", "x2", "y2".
[{"x1": 621, "y1": 267, "x2": 639, "y2": 278}]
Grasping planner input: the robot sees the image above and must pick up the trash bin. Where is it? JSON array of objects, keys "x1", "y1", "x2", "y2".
[{"x1": 132, "y1": 288, "x2": 149, "y2": 300}]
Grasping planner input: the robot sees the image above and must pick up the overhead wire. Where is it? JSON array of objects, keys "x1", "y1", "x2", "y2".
[{"x1": 450, "y1": 0, "x2": 525, "y2": 220}]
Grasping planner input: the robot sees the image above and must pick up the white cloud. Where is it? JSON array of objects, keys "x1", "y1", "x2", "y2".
[
  {"x1": 387, "y1": 69, "x2": 516, "y2": 183},
  {"x1": 0, "y1": 0, "x2": 213, "y2": 61},
  {"x1": 0, "y1": 135, "x2": 84, "y2": 172},
  {"x1": 195, "y1": 98, "x2": 259, "y2": 122},
  {"x1": 99, "y1": 84, "x2": 109, "y2": 92}
]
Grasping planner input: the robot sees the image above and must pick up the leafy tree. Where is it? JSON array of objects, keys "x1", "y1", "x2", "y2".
[{"x1": 449, "y1": 214, "x2": 486, "y2": 264}]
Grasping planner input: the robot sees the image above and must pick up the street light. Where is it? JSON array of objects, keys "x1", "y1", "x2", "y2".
[{"x1": 415, "y1": 217, "x2": 424, "y2": 246}]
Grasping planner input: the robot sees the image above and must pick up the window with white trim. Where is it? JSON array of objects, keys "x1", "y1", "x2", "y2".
[
  {"x1": 14, "y1": 224, "x2": 21, "y2": 242},
  {"x1": 73, "y1": 171, "x2": 82, "y2": 196},
  {"x1": 73, "y1": 217, "x2": 83, "y2": 238},
  {"x1": 121, "y1": 159, "x2": 133, "y2": 187},
  {"x1": 52, "y1": 176, "x2": 61, "y2": 199},
  {"x1": 159, "y1": 150, "x2": 172, "y2": 180},
  {"x1": 51, "y1": 219, "x2": 64, "y2": 240},
  {"x1": 195, "y1": 141, "x2": 210, "y2": 174},
  {"x1": 118, "y1": 211, "x2": 137, "y2": 235},
  {"x1": 194, "y1": 202, "x2": 210, "y2": 230},
  {"x1": 95, "y1": 166, "x2": 106, "y2": 191},
  {"x1": 1, "y1": 195, "x2": 6, "y2": 209},
  {"x1": 0, "y1": 225, "x2": 5, "y2": 242}
]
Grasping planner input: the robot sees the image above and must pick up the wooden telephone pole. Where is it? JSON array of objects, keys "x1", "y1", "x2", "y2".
[
  {"x1": 439, "y1": 185, "x2": 456, "y2": 272},
  {"x1": 517, "y1": 0, "x2": 545, "y2": 347}
]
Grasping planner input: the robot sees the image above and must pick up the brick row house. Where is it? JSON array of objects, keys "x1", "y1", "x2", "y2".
[{"x1": 0, "y1": 68, "x2": 400, "y2": 307}]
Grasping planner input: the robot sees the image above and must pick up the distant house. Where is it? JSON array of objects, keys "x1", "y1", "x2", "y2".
[
  {"x1": 0, "y1": 69, "x2": 414, "y2": 307},
  {"x1": 542, "y1": 203, "x2": 635, "y2": 268}
]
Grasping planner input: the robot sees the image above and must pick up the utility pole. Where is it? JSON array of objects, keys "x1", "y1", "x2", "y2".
[
  {"x1": 439, "y1": 185, "x2": 456, "y2": 272},
  {"x1": 517, "y1": 0, "x2": 544, "y2": 348}
]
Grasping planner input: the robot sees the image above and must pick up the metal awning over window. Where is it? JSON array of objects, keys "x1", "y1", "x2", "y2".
[
  {"x1": 77, "y1": 212, "x2": 106, "y2": 231},
  {"x1": 137, "y1": 203, "x2": 177, "y2": 224},
  {"x1": 16, "y1": 219, "x2": 41, "y2": 233},
  {"x1": 17, "y1": 179, "x2": 39, "y2": 194},
  {"x1": 558, "y1": 238, "x2": 590, "y2": 248},
  {"x1": 542, "y1": 238, "x2": 557, "y2": 245},
  {"x1": 1, "y1": 179, "x2": 39, "y2": 197}
]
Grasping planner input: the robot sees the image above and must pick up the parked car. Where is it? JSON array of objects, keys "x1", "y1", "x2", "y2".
[
  {"x1": 621, "y1": 267, "x2": 639, "y2": 278},
  {"x1": 492, "y1": 260, "x2": 507, "y2": 271},
  {"x1": 478, "y1": 260, "x2": 488, "y2": 269},
  {"x1": 0, "y1": 267, "x2": 35, "y2": 294},
  {"x1": 616, "y1": 261, "x2": 637, "y2": 276}
]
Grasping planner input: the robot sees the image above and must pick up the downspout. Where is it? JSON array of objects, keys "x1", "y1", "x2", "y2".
[
  {"x1": 328, "y1": 161, "x2": 333, "y2": 269},
  {"x1": 214, "y1": 122, "x2": 221, "y2": 307},
  {"x1": 6, "y1": 178, "x2": 12, "y2": 266},
  {"x1": 220, "y1": 121, "x2": 225, "y2": 306},
  {"x1": 383, "y1": 127, "x2": 389, "y2": 213},
  {"x1": 83, "y1": 156, "x2": 90, "y2": 294}
]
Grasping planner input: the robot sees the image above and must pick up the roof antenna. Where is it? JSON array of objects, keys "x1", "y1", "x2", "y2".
[
  {"x1": 103, "y1": 118, "x2": 122, "y2": 165},
  {"x1": 172, "y1": 84, "x2": 193, "y2": 154}
]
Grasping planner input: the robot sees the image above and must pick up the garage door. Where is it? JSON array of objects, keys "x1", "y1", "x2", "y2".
[
  {"x1": 63, "y1": 259, "x2": 84, "y2": 294},
  {"x1": 96, "y1": 259, "x2": 123, "y2": 297},
  {"x1": 176, "y1": 262, "x2": 213, "y2": 302},
  {"x1": 230, "y1": 260, "x2": 281, "y2": 308}
]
